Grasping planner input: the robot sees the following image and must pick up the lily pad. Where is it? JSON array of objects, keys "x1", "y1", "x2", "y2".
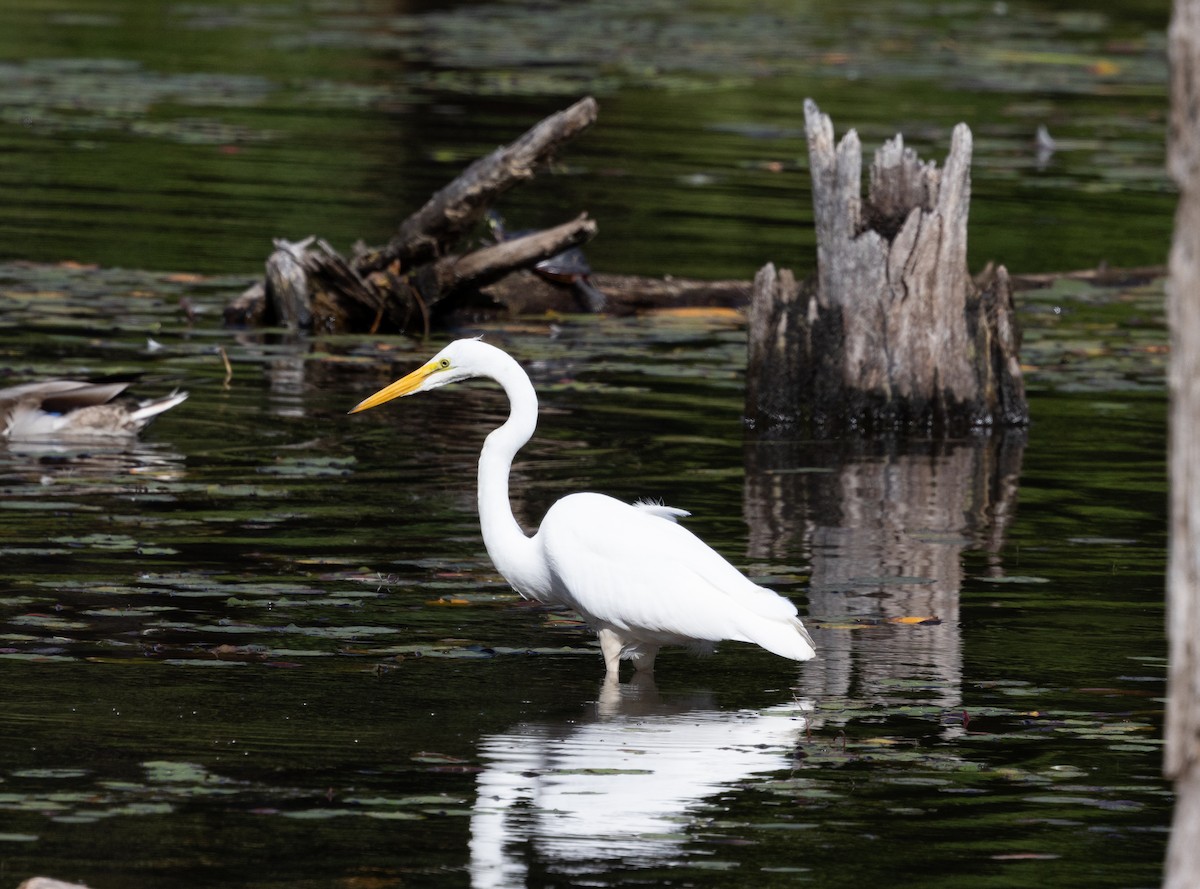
[{"x1": 10, "y1": 768, "x2": 89, "y2": 779}]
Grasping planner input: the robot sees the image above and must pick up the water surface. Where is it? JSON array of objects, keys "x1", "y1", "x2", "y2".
[
  {"x1": 0, "y1": 0, "x2": 1176, "y2": 885},
  {"x1": 0, "y1": 0, "x2": 1173, "y2": 279},
  {"x1": 0, "y1": 267, "x2": 1170, "y2": 887}
]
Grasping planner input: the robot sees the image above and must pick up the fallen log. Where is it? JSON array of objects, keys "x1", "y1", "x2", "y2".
[
  {"x1": 1009, "y1": 263, "x2": 1165, "y2": 289},
  {"x1": 472, "y1": 271, "x2": 752, "y2": 318},
  {"x1": 353, "y1": 98, "x2": 600, "y2": 276},
  {"x1": 414, "y1": 214, "x2": 598, "y2": 316},
  {"x1": 225, "y1": 98, "x2": 606, "y2": 333},
  {"x1": 745, "y1": 100, "x2": 1029, "y2": 437}
]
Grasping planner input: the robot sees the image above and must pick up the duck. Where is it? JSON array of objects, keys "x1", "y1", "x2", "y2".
[{"x1": 0, "y1": 380, "x2": 188, "y2": 442}]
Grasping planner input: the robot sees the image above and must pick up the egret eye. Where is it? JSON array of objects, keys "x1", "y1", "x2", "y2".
[{"x1": 438, "y1": 358, "x2": 450, "y2": 369}]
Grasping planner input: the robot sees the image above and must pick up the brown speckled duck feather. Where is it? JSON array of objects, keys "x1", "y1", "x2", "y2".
[{"x1": 0, "y1": 381, "x2": 187, "y2": 441}]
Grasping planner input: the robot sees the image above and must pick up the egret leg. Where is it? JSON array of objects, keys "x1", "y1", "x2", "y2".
[{"x1": 597, "y1": 627, "x2": 624, "y2": 677}]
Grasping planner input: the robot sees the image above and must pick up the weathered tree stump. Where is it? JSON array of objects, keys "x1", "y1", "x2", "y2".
[
  {"x1": 1166, "y1": 2, "x2": 1200, "y2": 886},
  {"x1": 745, "y1": 99, "x2": 1028, "y2": 436}
]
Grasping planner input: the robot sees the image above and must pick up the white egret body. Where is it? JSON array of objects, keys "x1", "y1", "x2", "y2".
[{"x1": 351, "y1": 338, "x2": 815, "y2": 676}]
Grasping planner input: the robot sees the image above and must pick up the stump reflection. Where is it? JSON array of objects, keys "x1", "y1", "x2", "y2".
[{"x1": 744, "y1": 432, "x2": 1025, "y2": 719}]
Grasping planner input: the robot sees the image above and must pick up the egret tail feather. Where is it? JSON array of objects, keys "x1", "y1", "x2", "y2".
[{"x1": 737, "y1": 616, "x2": 817, "y2": 662}]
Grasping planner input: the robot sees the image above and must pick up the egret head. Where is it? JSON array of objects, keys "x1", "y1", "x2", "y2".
[{"x1": 349, "y1": 338, "x2": 496, "y2": 413}]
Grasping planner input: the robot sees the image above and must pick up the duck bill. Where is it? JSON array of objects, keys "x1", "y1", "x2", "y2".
[{"x1": 349, "y1": 363, "x2": 434, "y2": 413}]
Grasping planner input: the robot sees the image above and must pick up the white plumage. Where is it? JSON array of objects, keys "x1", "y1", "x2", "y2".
[{"x1": 351, "y1": 337, "x2": 815, "y2": 676}]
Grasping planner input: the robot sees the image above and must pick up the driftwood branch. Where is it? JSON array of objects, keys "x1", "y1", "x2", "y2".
[
  {"x1": 413, "y1": 214, "x2": 597, "y2": 309},
  {"x1": 353, "y1": 97, "x2": 599, "y2": 275},
  {"x1": 224, "y1": 99, "x2": 604, "y2": 333},
  {"x1": 264, "y1": 237, "x2": 315, "y2": 330},
  {"x1": 476, "y1": 272, "x2": 751, "y2": 317}
]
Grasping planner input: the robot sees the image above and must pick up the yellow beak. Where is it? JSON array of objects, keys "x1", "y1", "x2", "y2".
[{"x1": 349, "y1": 361, "x2": 437, "y2": 413}]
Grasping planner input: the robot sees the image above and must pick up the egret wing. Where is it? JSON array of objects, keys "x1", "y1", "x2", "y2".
[{"x1": 537, "y1": 493, "x2": 805, "y2": 653}]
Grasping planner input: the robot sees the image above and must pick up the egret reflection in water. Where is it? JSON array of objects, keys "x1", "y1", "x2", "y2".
[{"x1": 469, "y1": 674, "x2": 812, "y2": 887}]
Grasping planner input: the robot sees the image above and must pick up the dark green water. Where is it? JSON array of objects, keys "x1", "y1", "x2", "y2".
[
  {"x1": 0, "y1": 269, "x2": 1170, "y2": 887},
  {"x1": 0, "y1": 0, "x2": 1175, "y2": 886},
  {"x1": 0, "y1": 0, "x2": 1173, "y2": 280}
]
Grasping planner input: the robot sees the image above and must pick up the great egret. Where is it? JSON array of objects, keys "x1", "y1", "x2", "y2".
[
  {"x1": 351, "y1": 338, "x2": 815, "y2": 676},
  {"x1": 0, "y1": 381, "x2": 187, "y2": 442}
]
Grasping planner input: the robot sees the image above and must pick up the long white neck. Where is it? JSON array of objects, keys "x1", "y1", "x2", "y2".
[{"x1": 477, "y1": 351, "x2": 547, "y2": 597}]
